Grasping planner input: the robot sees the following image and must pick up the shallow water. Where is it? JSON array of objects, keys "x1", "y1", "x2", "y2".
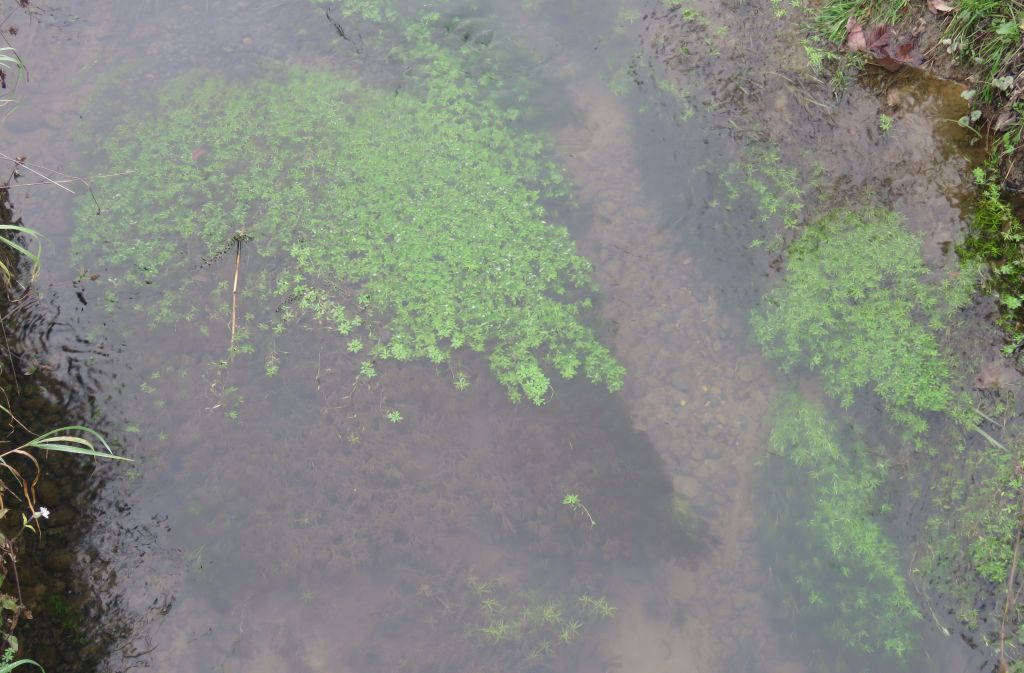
[{"x1": 0, "y1": 0, "x2": 1000, "y2": 671}]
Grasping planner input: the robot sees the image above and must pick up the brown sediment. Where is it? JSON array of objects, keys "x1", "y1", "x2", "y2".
[{"x1": 549, "y1": 62, "x2": 800, "y2": 672}]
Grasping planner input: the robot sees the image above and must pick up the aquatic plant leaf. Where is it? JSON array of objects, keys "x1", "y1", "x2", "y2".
[{"x1": 74, "y1": 56, "x2": 623, "y2": 405}]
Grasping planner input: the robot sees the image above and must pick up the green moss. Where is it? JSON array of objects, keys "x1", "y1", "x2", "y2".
[
  {"x1": 763, "y1": 393, "x2": 921, "y2": 658},
  {"x1": 958, "y1": 164, "x2": 1024, "y2": 353},
  {"x1": 73, "y1": 26, "x2": 623, "y2": 405},
  {"x1": 751, "y1": 207, "x2": 976, "y2": 436}
]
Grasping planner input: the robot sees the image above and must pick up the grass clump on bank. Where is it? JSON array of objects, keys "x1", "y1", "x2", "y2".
[
  {"x1": 751, "y1": 207, "x2": 975, "y2": 437},
  {"x1": 763, "y1": 393, "x2": 921, "y2": 658},
  {"x1": 73, "y1": 17, "x2": 623, "y2": 406}
]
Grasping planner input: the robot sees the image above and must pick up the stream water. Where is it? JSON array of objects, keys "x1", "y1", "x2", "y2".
[{"x1": 0, "y1": 0, "x2": 1006, "y2": 672}]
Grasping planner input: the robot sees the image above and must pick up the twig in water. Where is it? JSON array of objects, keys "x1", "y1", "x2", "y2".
[
  {"x1": 0, "y1": 155, "x2": 124, "y2": 214},
  {"x1": 0, "y1": 170, "x2": 131, "y2": 189},
  {"x1": 0, "y1": 314, "x2": 18, "y2": 399},
  {"x1": 0, "y1": 152, "x2": 71, "y2": 193},
  {"x1": 229, "y1": 231, "x2": 245, "y2": 352}
]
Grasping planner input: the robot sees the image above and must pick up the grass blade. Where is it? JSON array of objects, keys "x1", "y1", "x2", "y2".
[{"x1": 0, "y1": 660, "x2": 43, "y2": 673}]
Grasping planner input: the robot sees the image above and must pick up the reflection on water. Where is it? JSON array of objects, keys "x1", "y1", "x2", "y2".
[{"x1": 0, "y1": 0, "x2": 996, "y2": 672}]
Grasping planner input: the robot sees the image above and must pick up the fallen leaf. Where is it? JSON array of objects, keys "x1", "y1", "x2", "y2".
[
  {"x1": 846, "y1": 16, "x2": 867, "y2": 52},
  {"x1": 995, "y1": 111, "x2": 1018, "y2": 132},
  {"x1": 845, "y1": 20, "x2": 921, "y2": 71},
  {"x1": 192, "y1": 147, "x2": 207, "y2": 161},
  {"x1": 927, "y1": 0, "x2": 955, "y2": 14}
]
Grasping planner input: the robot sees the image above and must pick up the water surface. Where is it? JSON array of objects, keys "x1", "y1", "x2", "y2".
[{"x1": 0, "y1": 1, "x2": 995, "y2": 671}]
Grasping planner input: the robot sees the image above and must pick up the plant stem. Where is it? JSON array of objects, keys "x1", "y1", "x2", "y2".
[
  {"x1": 229, "y1": 231, "x2": 244, "y2": 353},
  {"x1": 576, "y1": 503, "x2": 596, "y2": 527}
]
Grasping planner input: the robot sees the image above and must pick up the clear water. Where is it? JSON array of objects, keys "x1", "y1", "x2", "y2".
[{"x1": 0, "y1": 0, "x2": 992, "y2": 671}]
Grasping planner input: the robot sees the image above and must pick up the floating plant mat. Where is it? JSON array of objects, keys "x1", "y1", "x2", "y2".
[{"x1": 73, "y1": 47, "x2": 623, "y2": 406}]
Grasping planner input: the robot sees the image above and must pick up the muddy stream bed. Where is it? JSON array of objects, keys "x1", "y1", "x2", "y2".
[{"x1": 0, "y1": 0, "x2": 1010, "y2": 672}]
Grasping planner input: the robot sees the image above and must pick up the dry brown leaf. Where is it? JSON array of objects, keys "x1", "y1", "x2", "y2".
[
  {"x1": 995, "y1": 111, "x2": 1019, "y2": 132},
  {"x1": 927, "y1": 0, "x2": 955, "y2": 14},
  {"x1": 846, "y1": 16, "x2": 867, "y2": 52},
  {"x1": 845, "y1": 19, "x2": 921, "y2": 71}
]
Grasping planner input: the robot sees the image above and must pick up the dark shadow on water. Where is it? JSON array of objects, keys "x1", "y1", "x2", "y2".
[{"x1": 44, "y1": 301, "x2": 714, "y2": 671}]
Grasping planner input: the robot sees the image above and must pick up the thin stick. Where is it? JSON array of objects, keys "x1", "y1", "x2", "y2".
[
  {"x1": 6, "y1": 542, "x2": 22, "y2": 625},
  {"x1": 1, "y1": 170, "x2": 132, "y2": 188},
  {"x1": 0, "y1": 153, "x2": 72, "y2": 193},
  {"x1": 0, "y1": 314, "x2": 18, "y2": 399},
  {"x1": 229, "y1": 234, "x2": 242, "y2": 352}
]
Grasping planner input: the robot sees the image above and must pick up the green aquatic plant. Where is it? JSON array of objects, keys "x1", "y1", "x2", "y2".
[
  {"x1": 958, "y1": 161, "x2": 1024, "y2": 355},
  {"x1": 752, "y1": 207, "x2": 976, "y2": 436},
  {"x1": 719, "y1": 147, "x2": 812, "y2": 230},
  {"x1": 764, "y1": 393, "x2": 921, "y2": 658},
  {"x1": 918, "y1": 412, "x2": 1024, "y2": 642},
  {"x1": 0, "y1": 420, "x2": 126, "y2": 664},
  {"x1": 420, "y1": 575, "x2": 613, "y2": 664},
  {"x1": 74, "y1": 36, "x2": 623, "y2": 405},
  {"x1": 562, "y1": 492, "x2": 596, "y2": 527},
  {"x1": 0, "y1": 225, "x2": 40, "y2": 288},
  {"x1": 0, "y1": 660, "x2": 41, "y2": 673}
]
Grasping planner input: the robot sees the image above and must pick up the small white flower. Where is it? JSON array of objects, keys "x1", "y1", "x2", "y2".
[{"x1": 33, "y1": 507, "x2": 50, "y2": 520}]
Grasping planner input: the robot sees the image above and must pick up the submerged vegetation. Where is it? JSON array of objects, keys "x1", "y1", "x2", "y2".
[
  {"x1": 74, "y1": 18, "x2": 623, "y2": 405},
  {"x1": 751, "y1": 206, "x2": 950, "y2": 661},
  {"x1": 749, "y1": 203, "x2": 1011, "y2": 664},
  {"x1": 18, "y1": 0, "x2": 1024, "y2": 670},
  {"x1": 764, "y1": 394, "x2": 921, "y2": 658},
  {"x1": 360, "y1": 574, "x2": 615, "y2": 671},
  {"x1": 752, "y1": 207, "x2": 975, "y2": 437}
]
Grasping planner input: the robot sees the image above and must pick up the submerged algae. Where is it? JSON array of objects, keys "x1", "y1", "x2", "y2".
[
  {"x1": 764, "y1": 393, "x2": 921, "y2": 659},
  {"x1": 752, "y1": 207, "x2": 976, "y2": 436},
  {"x1": 74, "y1": 50, "x2": 623, "y2": 405},
  {"x1": 752, "y1": 205, "x2": 989, "y2": 666}
]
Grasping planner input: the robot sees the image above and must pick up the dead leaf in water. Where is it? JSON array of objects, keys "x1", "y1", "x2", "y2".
[{"x1": 927, "y1": 0, "x2": 955, "y2": 14}]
